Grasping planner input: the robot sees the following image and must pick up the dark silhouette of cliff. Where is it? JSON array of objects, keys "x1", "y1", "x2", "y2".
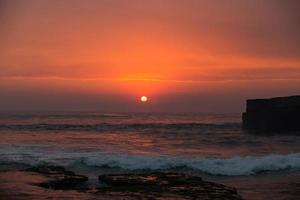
[{"x1": 242, "y1": 95, "x2": 300, "y2": 132}]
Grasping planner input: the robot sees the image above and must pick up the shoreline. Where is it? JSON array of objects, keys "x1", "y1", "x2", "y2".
[
  {"x1": 0, "y1": 165, "x2": 243, "y2": 200},
  {"x1": 2, "y1": 165, "x2": 300, "y2": 200}
]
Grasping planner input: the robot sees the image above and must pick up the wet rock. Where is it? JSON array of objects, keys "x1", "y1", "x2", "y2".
[
  {"x1": 26, "y1": 165, "x2": 88, "y2": 190},
  {"x1": 98, "y1": 172, "x2": 243, "y2": 200},
  {"x1": 26, "y1": 166, "x2": 243, "y2": 199}
]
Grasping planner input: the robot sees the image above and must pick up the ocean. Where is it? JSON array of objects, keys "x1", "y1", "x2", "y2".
[{"x1": 0, "y1": 112, "x2": 299, "y2": 199}]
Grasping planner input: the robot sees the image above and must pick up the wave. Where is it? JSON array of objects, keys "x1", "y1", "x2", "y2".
[
  {"x1": 74, "y1": 153, "x2": 300, "y2": 175},
  {"x1": 1, "y1": 150, "x2": 299, "y2": 176},
  {"x1": 0, "y1": 113, "x2": 129, "y2": 119},
  {"x1": 0, "y1": 122, "x2": 240, "y2": 132}
]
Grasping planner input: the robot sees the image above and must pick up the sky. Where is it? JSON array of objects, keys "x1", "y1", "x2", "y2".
[{"x1": 0, "y1": 0, "x2": 299, "y2": 112}]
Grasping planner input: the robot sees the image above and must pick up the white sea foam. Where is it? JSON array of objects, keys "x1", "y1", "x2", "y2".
[
  {"x1": 77, "y1": 153, "x2": 300, "y2": 175},
  {"x1": 1, "y1": 146, "x2": 299, "y2": 176}
]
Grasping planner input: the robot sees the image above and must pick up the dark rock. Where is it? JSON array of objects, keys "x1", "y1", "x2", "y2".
[
  {"x1": 26, "y1": 166, "x2": 243, "y2": 199},
  {"x1": 98, "y1": 172, "x2": 243, "y2": 199},
  {"x1": 242, "y1": 95, "x2": 300, "y2": 132},
  {"x1": 26, "y1": 165, "x2": 75, "y2": 176},
  {"x1": 26, "y1": 165, "x2": 88, "y2": 190}
]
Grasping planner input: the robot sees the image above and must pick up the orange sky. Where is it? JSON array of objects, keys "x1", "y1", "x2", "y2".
[{"x1": 0, "y1": 0, "x2": 299, "y2": 112}]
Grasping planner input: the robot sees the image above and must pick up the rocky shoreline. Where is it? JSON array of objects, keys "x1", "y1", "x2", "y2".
[{"x1": 21, "y1": 165, "x2": 243, "y2": 200}]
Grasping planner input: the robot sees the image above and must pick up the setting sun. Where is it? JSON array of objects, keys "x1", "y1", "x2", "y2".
[
  {"x1": 140, "y1": 96, "x2": 148, "y2": 102},
  {"x1": 1, "y1": 1, "x2": 299, "y2": 199}
]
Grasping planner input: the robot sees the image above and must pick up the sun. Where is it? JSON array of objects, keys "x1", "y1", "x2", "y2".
[{"x1": 140, "y1": 96, "x2": 148, "y2": 102}]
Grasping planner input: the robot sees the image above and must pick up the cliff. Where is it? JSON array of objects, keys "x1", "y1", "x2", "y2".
[{"x1": 242, "y1": 95, "x2": 300, "y2": 132}]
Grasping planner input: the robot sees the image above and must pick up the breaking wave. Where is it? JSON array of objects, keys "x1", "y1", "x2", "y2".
[
  {"x1": 74, "y1": 153, "x2": 300, "y2": 175},
  {"x1": 1, "y1": 150, "x2": 299, "y2": 176}
]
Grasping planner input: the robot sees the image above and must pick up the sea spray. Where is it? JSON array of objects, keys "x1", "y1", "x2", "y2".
[{"x1": 1, "y1": 148, "x2": 300, "y2": 176}]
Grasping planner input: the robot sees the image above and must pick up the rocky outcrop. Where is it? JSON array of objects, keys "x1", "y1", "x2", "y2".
[
  {"x1": 26, "y1": 165, "x2": 88, "y2": 190},
  {"x1": 242, "y1": 95, "x2": 300, "y2": 132},
  {"x1": 98, "y1": 172, "x2": 243, "y2": 199},
  {"x1": 26, "y1": 166, "x2": 243, "y2": 199}
]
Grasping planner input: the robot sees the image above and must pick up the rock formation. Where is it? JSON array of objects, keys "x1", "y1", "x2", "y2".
[
  {"x1": 26, "y1": 165, "x2": 243, "y2": 199},
  {"x1": 242, "y1": 95, "x2": 300, "y2": 132},
  {"x1": 98, "y1": 172, "x2": 243, "y2": 199},
  {"x1": 26, "y1": 165, "x2": 88, "y2": 190}
]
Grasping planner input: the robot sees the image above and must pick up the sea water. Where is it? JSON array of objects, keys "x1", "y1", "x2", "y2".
[{"x1": 0, "y1": 112, "x2": 299, "y2": 199}]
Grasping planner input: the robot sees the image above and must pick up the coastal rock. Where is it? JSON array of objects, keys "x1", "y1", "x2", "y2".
[
  {"x1": 26, "y1": 165, "x2": 88, "y2": 190},
  {"x1": 26, "y1": 166, "x2": 243, "y2": 199},
  {"x1": 98, "y1": 172, "x2": 243, "y2": 200},
  {"x1": 242, "y1": 95, "x2": 300, "y2": 132}
]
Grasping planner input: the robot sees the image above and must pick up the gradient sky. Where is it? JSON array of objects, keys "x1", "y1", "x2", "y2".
[{"x1": 1, "y1": 0, "x2": 299, "y2": 112}]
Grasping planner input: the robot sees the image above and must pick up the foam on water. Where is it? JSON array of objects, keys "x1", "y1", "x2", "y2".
[
  {"x1": 73, "y1": 153, "x2": 300, "y2": 175},
  {"x1": 1, "y1": 146, "x2": 299, "y2": 176},
  {"x1": 1, "y1": 113, "x2": 299, "y2": 177}
]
